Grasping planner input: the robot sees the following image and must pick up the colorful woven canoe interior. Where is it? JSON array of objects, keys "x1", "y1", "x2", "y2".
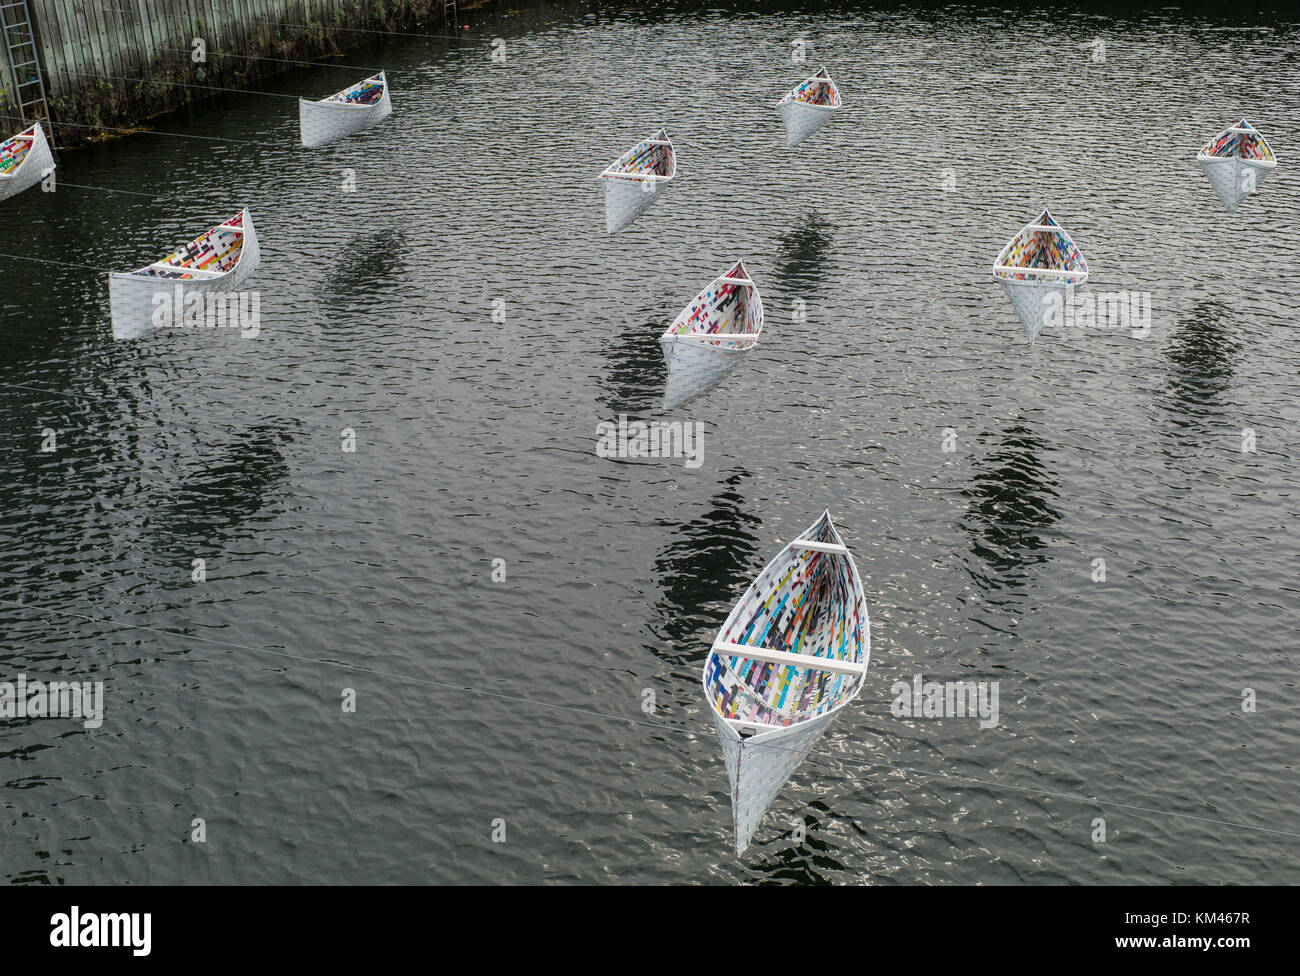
[
  {"x1": 326, "y1": 73, "x2": 385, "y2": 105},
  {"x1": 0, "y1": 126, "x2": 36, "y2": 176},
  {"x1": 666, "y1": 261, "x2": 761, "y2": 348},
  {"x1": 1201, "y1": 120, "x2": 1275, "y2": 162},
  {"x1": 705, "y1": 513, "x2": 867, "y2": 729},
  {"x1": 994, "y1": 210, "x2": 1087, "y2": 283},
  {"x1": 603, "y1": 128, "x2": 674, "y2": 181},
  {"x1": 781, "y1": 68, "x2": 841, "y2": 108},
  {"x1": 134, "y1": 212, "x2": 246, "y2": 279}
]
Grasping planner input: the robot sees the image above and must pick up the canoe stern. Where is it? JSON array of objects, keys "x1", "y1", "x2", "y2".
[
  {"x1": 1198, "y1": 155, "x2": 1273, "y2": 213},
  {"x1": 714, "y1": 711, "x2": 837, "y2": 854},
  {"x1": 660, "y1": 333, "x2": 750, "y2": 409},
  {"x1": 779, "y1": 100, "x2": 836, "y2": 147},
  {"x1": 999, "y1": 278, "x2": 1072, "y2": 344},
  {"x1": 602, "y1": 173, "x2": 666, "y2": 233}
]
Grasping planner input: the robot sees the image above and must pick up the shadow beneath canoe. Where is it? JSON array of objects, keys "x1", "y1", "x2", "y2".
[
  {"x1": 1156, "y1": 300, "x2": 1240, "y2": 442},
  {"x1": 142, "y1": 425, "x2": 294, "y2": 567},
  {"x1": 595, "y1": 314, "x2": 668, "y2": 416},
  {"x1": 324, "y1": 227, "x2": 408, "y2": 302},
  {"x1": 772, "y1": 211, "x2": 836, "y2": 293},
  {"x1": 650, "y1": 469, "x2": 761, "y2": 656},
  {"x1": 959, "y1": 416, "x2": 1062, "y2": 592}
]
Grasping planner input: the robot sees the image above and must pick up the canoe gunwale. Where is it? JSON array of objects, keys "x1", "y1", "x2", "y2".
[
  {"x1": 1197, "y1": 151, "x2": 1276, "y2": 168},
  {"x1": 313, "y1": 70, "x2": 388, "y2": 107},
  {"x1": 777, "y1": 67, "x2": 843, "y2": 110},
  {"x1": 992, "y1": 209, "x2": 1089, "y2": 284},
  {"x1": 302, "y1": 96, "x2": 388, "y2": 113},
  {"x1": 1197, "y1": 118, "x2": 1277, "y2": 164},
  {"x1": 703, "y1": 509, "x2": 870, "y2": 731},
  {"x1": 598, "y1": 172, "x2": 674, "y2": 182},
  {"x1": 599, "y1": 127, "x2": 677, "y2": 184},
  {"x1": 660, "y1": 259, "x2": 764, "y2": 350},
  {"x1": 116, "y1": 208, "x2": 255, "y2": 283},
  {"x1": 775, "y1": 99, "x2": 839, "y2": 114}
]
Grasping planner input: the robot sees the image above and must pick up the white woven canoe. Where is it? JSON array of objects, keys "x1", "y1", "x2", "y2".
[
  {"x1": 660, "y1": 260, "x2": 763, "y2": 410},
  {"x1": 108, "y1": 209, "x2": 261, "y2": 341},
  {"x1": 300, "y1": 71, "x2": 392, "y2": 148},
  {"x1": 1197, "y1": 119, "x2": 1276, "y2": 213},
  {"x1": 0, "y1": 122, "x2": 54, "y2": 202},
  {"x1": 703, "y1": 510, "x2": 870, "y2": 853},
  {"x1": 599, "y1": 127, "x2": 675, "y2": 233},
  {"x1": 992, "y1": 209, "x2": 1088, "y2": 343},
  {"x1": 778, "y1": 67, "x2": 841, "y2": 147}
]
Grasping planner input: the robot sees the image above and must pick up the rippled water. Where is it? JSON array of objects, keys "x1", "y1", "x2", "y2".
[{"x1": 2, "y1": 1, "x2": 1299, "y2": 884}]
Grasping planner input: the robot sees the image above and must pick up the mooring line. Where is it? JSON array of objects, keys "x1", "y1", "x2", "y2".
[
  {"x1": 237, "y1": 18, "x2": 465, "y2": 42},
  {"x1": 156, "y1": 47, "x2": 385, "y2": 74},
  {"x1": 51, "y1": 181, "x2": 159, "y2": 198},
  {"x1": 0, "y1": 112, "x2": 283, "y2": 149},
  {"x1": 0, "y1": 157, "x2": 159, "y2": 197},
  {"x1": 0, "y1": 251, "x2": 113, "y2": 273},
  {"x1": 62, "y1": 68, "x2": 303, "y2": 101}
]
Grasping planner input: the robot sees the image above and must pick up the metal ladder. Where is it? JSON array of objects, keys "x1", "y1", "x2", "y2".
[
  {"x1": 1, "y1": 0, "x2": 54, "y2": 149},
  {"x1": 444, "y1": 0, "x2": 458, "y2": 24}
]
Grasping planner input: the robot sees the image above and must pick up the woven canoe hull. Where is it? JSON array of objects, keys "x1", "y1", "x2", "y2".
[
  {"x1": 999, "y1": 278, "x2": 1068, "y2": 344},
  {"x1": 299, "y1": 73, "x2": 392, "y2": 148},
  {"x1": 659, "y1": 259, "x2": 763, "y2": 409},
  {"x1": 703, "y1": 511, "x2": 870, "y2": 852},
  {"x1": 109, "y1": 210, "x2": 261, "y2": 341},
  {"x1": 603, "y1": 176, "x2": 665, "y2": 233},
  {"x1": 0, "y1": 124, "x2": 54, "y2": 202},
  {"x1": 779, "y1": 100, "x2": 835, "y2": 147},
  {"x1": 1197, "y1": 120, "x2": 1276, "y2": 213},
  {"x1": 777, "y1": 68, "x2": 841, "y2": 146},
  {"x1": 714, "y1": 710, "x2": 836, "y2": 854},
  {"x1": 1198, "y1": 156, "x2": 1274, "y2": 213},
  {"x1": 599, "y1": 128, "x2": 675, "y2": 233},
  {"x1": 992, "y1": 209, "x2": 1088, "y2": 343}
]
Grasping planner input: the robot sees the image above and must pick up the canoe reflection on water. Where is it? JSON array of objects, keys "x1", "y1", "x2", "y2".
[
  {"x1": 146, "y1": 426, "x2": 294, "y2": 554},
  {"x1": 773, "y1": 212, "x2": 836, "y2": 292},
  {"x1": 652, "y1": 469, "x2": 761, "y2": 653},
  {"x1": 1160, "y1": 300, "x2": 1240, "y2": 429},
  {"x1": 325, "y1": 228, "x2": 408, "y2": 299},
  {"x1": 595, "y1": 314, "x2": 668, "y2": 416},
  {"x1": 742, "y1": 799, "x2": 850, "y2": 881},
  {"x1": 959, "y1": 416, "x2": 1062, "y2": 591}
]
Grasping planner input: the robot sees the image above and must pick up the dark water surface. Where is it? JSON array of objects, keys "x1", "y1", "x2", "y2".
[{"x1": 2, "y1": 1, "x2": 1298, "y2": 884}]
